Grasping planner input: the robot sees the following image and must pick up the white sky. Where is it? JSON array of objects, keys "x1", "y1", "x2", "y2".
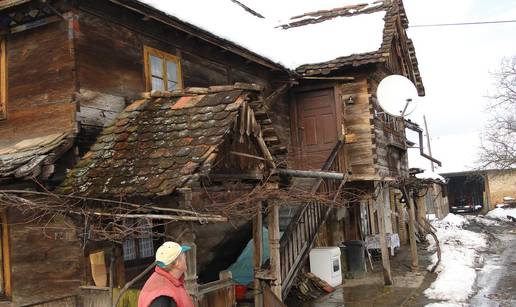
[{"x1": 403, "y1": 0, "x2": 516, "y2": 173}]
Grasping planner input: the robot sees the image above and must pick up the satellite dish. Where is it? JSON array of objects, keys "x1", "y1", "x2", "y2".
[{"x1": 377, "y1": 75, "x2": 419, "y2": 117}]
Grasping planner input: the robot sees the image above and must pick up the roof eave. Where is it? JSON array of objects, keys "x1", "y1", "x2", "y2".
[{"x1": 109, "y1": 0, "x2": 287, "y2": 72}]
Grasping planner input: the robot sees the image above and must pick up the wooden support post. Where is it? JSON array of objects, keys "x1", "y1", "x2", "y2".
[
  {"x1": 268, "y1": 201, "x2": 282, "y2": 300},
  {"x1": 406, "y1": 189, "x2": 419, "y2": 270},
  {"x1": 375, "y1": 184, "x2": 393, "y2": 286},
  {"x1": 389, "y1": 189, "x2": 398, "y2": 236},
  {"x1": 328, "y1": 209, "x2": 344, "y2": 246},
  {"x1": 396, "y1": 194, "x2": 407, "y2": 245},
  {"x1": 416, "y1": 194, "x2": 427, "y2": 234},
  {"x1": 253, "y1": 202, "x2": 263, "y2": 307},
  {"x1": 183, "y1": 231, "x2": 199, "y2": 306}
]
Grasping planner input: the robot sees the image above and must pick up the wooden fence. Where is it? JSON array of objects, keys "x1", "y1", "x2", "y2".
[
  {"x1": 21, "y1": 295, "x2": 78, "y2": 307},
  {"x1": 197, "y1": 271, "x2": 236, "y2": 307}
]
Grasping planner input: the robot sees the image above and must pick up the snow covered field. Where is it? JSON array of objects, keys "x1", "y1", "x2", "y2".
[
  {"x1": 424, "y1": 208, "x2": 515, "y2": 306},
  {"x1": 424, "y1": 214, "x2": 488, "y2": 306}
]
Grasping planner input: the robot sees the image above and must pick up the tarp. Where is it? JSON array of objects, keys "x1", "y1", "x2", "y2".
[{"x1": 227, "y1": 227, "x2": 270, "y2": 285}]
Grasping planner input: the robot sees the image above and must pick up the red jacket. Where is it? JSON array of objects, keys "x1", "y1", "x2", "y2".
[{"x1": 138, "y1": 267, "x2": 194, "y2": 307}]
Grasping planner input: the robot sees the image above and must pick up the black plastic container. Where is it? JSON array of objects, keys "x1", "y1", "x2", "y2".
[{"x1": 343, "y1": 240, "x2": 366, "y2": 278}]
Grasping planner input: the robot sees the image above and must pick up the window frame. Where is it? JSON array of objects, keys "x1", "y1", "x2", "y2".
[
  {"x1": 0, "y1": 38, "x2": 7, "y2": 120},
  {"x1": 143, "y1": 46, "x2": 183, "y2": 92},
  {"x1": 0, "y1": 211, "x2": 11, "y2": 299},
  {"x1": 122, "y1": 219, "x2": 156, "y2": 265}
]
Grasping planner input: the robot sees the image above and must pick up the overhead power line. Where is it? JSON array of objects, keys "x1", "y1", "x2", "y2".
[{"x1": 411, "y1": 19, "x2": 516, "y2": 28}]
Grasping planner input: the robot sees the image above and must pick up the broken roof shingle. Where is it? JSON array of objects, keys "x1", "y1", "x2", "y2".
[
  {"x1": 294, "y1": 1, "x2": 425, "y2": 95},
  {"x1": 0, "y1": 132, "x2": 74, "y2": 179},
  {"x1": 59, "y1": 87, "x2": 265, "y2": 198}
]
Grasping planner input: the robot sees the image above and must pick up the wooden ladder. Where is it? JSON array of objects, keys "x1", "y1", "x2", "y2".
[{"x1": 279, "y1": 140, "x2": 347, "y2": 299}]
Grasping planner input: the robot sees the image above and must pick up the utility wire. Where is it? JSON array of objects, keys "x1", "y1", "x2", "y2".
[{"x1": 411, "y1": 19, "x2": 516, "y2": 28}]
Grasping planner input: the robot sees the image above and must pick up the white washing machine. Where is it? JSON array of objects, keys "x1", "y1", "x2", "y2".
[{"x1": 309, "y1": 247, "x2": 342, "y2": 287}]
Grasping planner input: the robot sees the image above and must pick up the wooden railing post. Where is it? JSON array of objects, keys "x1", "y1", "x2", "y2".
[
  {"x1": 183, "y1": 232, "x2": 199, "y2": 306},
  {"x1": 253, "y1": 201, "x2": 263, "y2": 307},
  {"x1": 268, "y1": 201, "x2": 282, "y2": 300}
]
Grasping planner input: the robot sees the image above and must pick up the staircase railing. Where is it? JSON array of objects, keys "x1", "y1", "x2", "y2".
[{"x1": 279, "y1": 140, "x2": 346, "y2": 298}]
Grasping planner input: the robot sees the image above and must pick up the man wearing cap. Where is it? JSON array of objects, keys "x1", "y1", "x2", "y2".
[{"x1": 138, "y1": 241, "x2": 194, "y2": 307}]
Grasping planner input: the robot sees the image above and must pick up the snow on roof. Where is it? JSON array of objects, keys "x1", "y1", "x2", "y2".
[
  {"x1": 415, "y1": 169, "x2": 446, "y2": 183},
  {"x1": 137, "y1": 0, "x2": 387, "y2": 70}
]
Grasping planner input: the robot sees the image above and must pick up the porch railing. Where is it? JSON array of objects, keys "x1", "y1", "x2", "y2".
[{"x1": 279, "y1": 140, "x2": 346, "y2": 298}]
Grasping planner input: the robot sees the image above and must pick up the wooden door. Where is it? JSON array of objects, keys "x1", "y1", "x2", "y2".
[{"x1": 294, "y1": 89, "x2": 338, "y2": 170}]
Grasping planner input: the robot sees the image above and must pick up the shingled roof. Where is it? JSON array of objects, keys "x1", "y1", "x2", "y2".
[
  {"x1": 293, "y1": 0, "x2": 425, "y2": 95},
  {"x1": 0, "y1": 132, "x2": 74, "y2": 180},
  {"x1": 59, "y1": 85, "x2": 271, "y2": 198}
]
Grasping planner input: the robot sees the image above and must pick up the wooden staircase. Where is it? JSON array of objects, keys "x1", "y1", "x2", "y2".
[{"x1": 277, "y1": 140, "x2": 347, "y2": 299}]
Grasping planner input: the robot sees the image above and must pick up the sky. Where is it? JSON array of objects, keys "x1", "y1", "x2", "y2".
[{"x1": 403, "y1": 0, "x2": 516, "y2": 173}]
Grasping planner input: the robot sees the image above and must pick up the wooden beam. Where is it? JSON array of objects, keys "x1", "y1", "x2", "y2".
[
  {"x1": 261, "y1": 83, "x2": 292, "y2": 112},
  {"x1": 268, "y1": 202, "x2": 282, "y2": 300},
  {"x1": 8, "y1": 15, "x2": 62, "y2": 34},
  {"x1": 184, "y1": 238, "x2": 199, "y2": 300},
  {"x1": 208, "y1": 172, "x2": 264, "y2": 181},
  {"x1": 376, "y1": 183, "x2": 393, "y2": 285},
  {"x1": 396, "y1": 193, "x2": 408, "y2": 245},
  {"x1": 416, "y1": 194, "x2": 427, "y2": 233},
  {"x1": 253, "y1": 202, "x2": 263, "y2": 307},
  {"x1": 278, "y1": 169, "x2": 347, "y2": 180},
  {"x1": 1, "y1": 210, "x2": 11, "y2": 297},
  {"x1": 256, "y1": 135, "x2": 276, "y2": 168},
  {"x1": 301, "y1": 76, "x2": 355, "y2": 81},
  {"x1": 68, "y1": 211, "x2": 228, "y2": 222}
]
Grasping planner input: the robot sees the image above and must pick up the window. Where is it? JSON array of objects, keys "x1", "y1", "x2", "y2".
[
  {"x1": 122, "y1": 219, "x2": 154, "y2": 262},
  {"x1": 0, "y1": 38, "x2": 6, "y2": 120},
  {"x1": 144, "y1": 46, "x2": 182, "y2": 92},
  {"x1": 0, "y1": 211, "x2": 11, "y2": 298}
]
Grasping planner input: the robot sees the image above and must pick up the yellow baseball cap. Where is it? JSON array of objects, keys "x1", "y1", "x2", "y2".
[{"x1": 155, "y1": 241, "x2": 191, "y2": 267}]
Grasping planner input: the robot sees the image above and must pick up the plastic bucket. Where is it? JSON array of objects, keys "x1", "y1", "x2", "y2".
[{"x1": 235, "y1": 285, "x2": 247, "y2": 300}]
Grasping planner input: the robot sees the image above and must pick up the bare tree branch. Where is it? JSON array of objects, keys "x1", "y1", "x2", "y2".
[{"x1": 478, "y1": 55, "x2": 516, "y2": 169}]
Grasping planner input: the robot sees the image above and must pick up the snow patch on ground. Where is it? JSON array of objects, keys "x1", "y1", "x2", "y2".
[
  {"x1": 465, "y1": 215, "x2": 500, "y2": 226},
  {"x1": 424, "y1": 214, "x2": 487, "y2": 305},
  {"x1": 485, "y1": 207, "x2": 516, "y2": 221},
  {"x1": 425, "y1": 303, "x2": 467, "y2": 307}
]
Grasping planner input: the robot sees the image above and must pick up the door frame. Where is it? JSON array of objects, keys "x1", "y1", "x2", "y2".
[{"x1": 289, "y1": 83, "x2": 344, "y2": 166}]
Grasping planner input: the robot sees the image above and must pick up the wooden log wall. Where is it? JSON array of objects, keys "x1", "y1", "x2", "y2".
[
  {"x1": 0, "y1": 21, "x2": 76, "y2": 147},
  {"x1": 368, "y1": 71, "x2": 409, "y2": 180},
  {"x1": 5, "y1": 209, "x2": 83, "y2": 306},
  {"x1": 337, "y1": 77, "x2": 376, "y2": 180}
]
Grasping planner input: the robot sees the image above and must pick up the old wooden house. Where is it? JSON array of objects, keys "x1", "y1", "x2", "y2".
[{"x1": 0, "y1": 0, "x2": 430, "y2": 305}]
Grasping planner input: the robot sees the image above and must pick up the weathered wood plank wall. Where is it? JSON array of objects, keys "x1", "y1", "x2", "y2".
[
  {"x1": 0, "y1": 21, "x2": 76, "y2": 147},
  {"x1": 338, "y1": 77, "x2": 376, "y2": 180},
  {"x1": 6, "y1": 210, "x2": 83, "y2": 306}
]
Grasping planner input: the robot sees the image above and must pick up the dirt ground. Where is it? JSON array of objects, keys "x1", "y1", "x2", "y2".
[{"x1": 299, "y1": 241, "x2": 436, "y2": 307}]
